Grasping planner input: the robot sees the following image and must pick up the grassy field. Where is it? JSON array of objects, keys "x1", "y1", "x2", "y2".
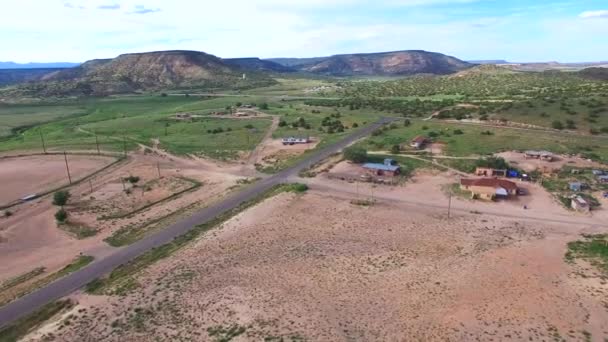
[
  {"x1": 0, "y1": 103, "x2": 86, "y2": 138},
  {"x1": 357, "y1": 120, "x2": 608, "y2": 162},
  {"x1": 0, "y1": 96, "x2": 274, "y2": 158}
]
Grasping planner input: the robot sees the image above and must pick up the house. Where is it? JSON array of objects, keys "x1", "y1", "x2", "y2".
[
  {"x1": 569, "y1": 182, "x2": 583, "y2": 192},
  {"x1": 362, "y1": 159, "x2": 401, "y2": 177},
  {"x1": 475, "y1": 167, "x2": 507, "y2": 177},
  {"x1": 524, "y1": 150, "x2": 554, "y2": 161},
  {"x1": 460, "y1": 178, "x2": 519, "y2": 200},
  {"x1": 592, "y1": 170, "x2": 606, "y2": 176},
  {"x1": 410, "y1": 136, "x2": 429, "y2": 150},
  {"x1": 282, "y1": 137, "x2": 311, "y2": 145},
  {"x1": 571, "y1": 196, "x2": 590, "y2": 213},
  {"x1": 598, "y1": 175, "x2": 608, "y2": 183}
]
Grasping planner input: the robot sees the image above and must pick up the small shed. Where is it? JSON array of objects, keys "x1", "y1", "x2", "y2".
[
  {"x1": 592, "y1": 170, "x2": 605, "y2": 176},
  {"x1": 410, "y1": 136, "x2": 429, "y2": 150},
  {"x1": 569, "y1": 182, "x2": 583, "y2": 192},
  {"x1": 571, "y1": 196, "x2": 590, "y2": 213},
  {"x1": 598, "y1": 175, "x2": 608, "y2": 183},
  {"x1": 475, "y1": 167, "x2": 507, "y2": 177}
]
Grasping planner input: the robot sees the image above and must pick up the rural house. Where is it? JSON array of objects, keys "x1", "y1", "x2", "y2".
[
  {"x1": 409, "y1": 136, "x2": 429, "y2": 150},
  {"x1": 460, "y1": 178, "x2": 518, "y2": 200},
  {"x1": 362, "y1": 158, "x2": 401, "y2": 177},
  {"x1": 571, "y1": 196, "x2": 590, "y2": 213},
  {"x1": 598, "y1": 175, "x2": 608, "y2": 183}
]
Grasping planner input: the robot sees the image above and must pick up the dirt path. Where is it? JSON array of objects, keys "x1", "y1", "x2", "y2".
[{"x1": 246, "y1": 115, "x2": 280, "y2": 166}]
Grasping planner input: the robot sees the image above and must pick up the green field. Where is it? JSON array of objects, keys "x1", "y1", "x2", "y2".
[
  {"x1": 0, "y1": 96, "x2": 274, "y2": 159},
  {"x1": 357, "y1": 120, "x2": 608, "y2": 162}
]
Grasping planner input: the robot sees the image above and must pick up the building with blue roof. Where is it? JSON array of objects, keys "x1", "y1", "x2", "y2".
[{"x1": 362, "y1": 159, "x2": 401, "y2": 176}]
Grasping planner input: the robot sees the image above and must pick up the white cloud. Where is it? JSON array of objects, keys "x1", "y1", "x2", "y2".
[
  {"x1": 0, "y1": 0, "x2": 606, "y2": 63},
  {"x1": 579, "y1": 10, "x2": 608, "y2": 19}
]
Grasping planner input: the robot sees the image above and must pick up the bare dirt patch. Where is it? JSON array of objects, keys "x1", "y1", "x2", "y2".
[
  {"x1": 496, "y1": 151, "x2": 605, "y2": 173},
  {"x1": 0, "y1": 154, "x2": 115, "y2": 206},
  {"x1": 28, "y1": 186, "x2": 608, "y2": 341}
]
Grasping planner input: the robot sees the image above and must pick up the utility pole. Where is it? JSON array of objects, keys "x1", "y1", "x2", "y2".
[
  {"x1": 89, "y1": 179, "x2": 93, "y2": 193},
  {"x1": 39, "y1": 129, "x2": 47, "y2": 154},
  {"x1": 95, "y1": 133, "x2": 100, "y2": 155},
  {"x1": 156, "y1": 162, "x2": 161, "y2": 178},
  {"x1": 448, "y1": 192, "x2": 452, "y2": 219},
  {"x1": 64, "y1": 151, "x2": 72, "y2": 185},
  {"x1": 123, "y1": 136, "x2": 127, "y2": 157}
]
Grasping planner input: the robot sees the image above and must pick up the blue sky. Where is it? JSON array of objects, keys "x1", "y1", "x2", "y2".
[{"x1": 1, "y1": 0, "x2": 607, "y2": 63}]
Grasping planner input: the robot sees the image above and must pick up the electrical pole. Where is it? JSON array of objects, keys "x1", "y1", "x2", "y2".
[
  {"x1": 39, "y1": 129, "x2": 47, "y2": 154},
  {"x1": 95, "y1": 133, "x2": 100, "y2": 155},
  {"x1": 89, "y1": 179, "x2": 93, "y2": 193},
  {"x1": 64, "y1": 151, "x2": 72, "y2": 185},
  {"x1": 448, "y1": 192, "x2": 452, "y2": 219},
  {"x1": 157, "y1": 162, "x2": 161, "y2": 178},
  {"x1": 123, "y1": 136, "x2": 127, "y2": 157}
]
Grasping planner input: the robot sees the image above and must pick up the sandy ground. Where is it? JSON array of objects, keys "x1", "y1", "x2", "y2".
[
  {"x1": 0, "y1": 150, "x2": 242, "y2": 286},
  {"x1": 24, "y1": 175, "x2": 608, "y2": 341},
  {"x1": 496, "y1": 151, "x2": 606, "y2": 173},
  {"x1": 0, "y1": 154, "x2": 115, "y2": 206}
]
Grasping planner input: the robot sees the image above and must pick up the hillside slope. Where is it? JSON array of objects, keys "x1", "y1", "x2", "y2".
[
  {"x1": 0, "y1": 68, "x2": 65, "y2": 86},
  {"x1": 4, "y1": 50, "x2": 276, "y2": 97},
  {"x1": 223, "y1": 58, "x2": 294, "y2": 73},
  {"x1": 269, "y1": 50, "x2": 473, "y2": 76}
]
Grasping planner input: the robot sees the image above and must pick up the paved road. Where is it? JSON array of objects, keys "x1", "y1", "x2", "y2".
[{"x1": 0, "y1": 118, "x2": 392, "y2": 329}]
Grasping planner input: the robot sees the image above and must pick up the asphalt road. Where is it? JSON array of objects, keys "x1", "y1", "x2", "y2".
[{"x1": 0, "y1": 117, "x2": 392, "y2": 329}]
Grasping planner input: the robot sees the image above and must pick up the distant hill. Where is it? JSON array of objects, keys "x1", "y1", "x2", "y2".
[
  {"x1": 467, "y1": 60, "x2": 509, "y2": 65},
  {"x1": 578, "y1": 67, "x2": 608, "y2": 81},
  {"x1": 451, "y1": 64, "x2": 518, "y2": 77},
  {"x1": 0, "y1": 68, "x2": 65, "y2": 87},
  {"x1": 223, "y1": 58, "x2": 295, "y2": 73},
  {"x1": 268, "y1": 50, "x2": 473, "y2": 76},
  {"x1": 0, "y1": 62, "x2": 79, "y2": 69},
  {"x1": 4, "y1": 50, "x2": 276, "y2": 97},
  {"x1": 266, "y1": 57, "x2": 328, "y2": 68}
]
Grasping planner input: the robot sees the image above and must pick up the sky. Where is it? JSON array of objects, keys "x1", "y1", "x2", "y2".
[{"x1": 1, "y1": 0, "x2": 607, "y2": 63}]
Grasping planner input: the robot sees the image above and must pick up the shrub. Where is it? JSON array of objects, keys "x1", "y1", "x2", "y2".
[
  {"x1": 288, "y1": 183, "x2": 309, "y2": 193},
  {"x1": 55, "y1": 209, "x2": 68, "y2": 223},
  {"x1": 390, "y1": 145, "x2": 401, "y2": 154},
  {"x1": 552, "y1": 120, "x2": 564, "y2": 130},
  {"x1": 453, "y1": 129, "x2": 464, "y2": 135},
  {"x1": 125, "y1": 176, "x2": 140, "y2": 184},
  {"x1": 53, "y1": 191, "x2": 71, "y2": 207},
  {"x1": 259, "y1": 103, "x2": 269, "y2": 110},
  {"x1": 403, "y1": 119, "x2": 411, "y2": 127},
  {"x1": 343, "y1": 146, "x2": 368, "y2": 163},
  {"x1": 3, "y1": 210, "x2": 12, "y2": 218},
  {"x1": 278, "y1": 120, "x2": 287, "y2": 127},
  {"x1": 352, "y1": 122, "x2": 359, "y2": 128}
]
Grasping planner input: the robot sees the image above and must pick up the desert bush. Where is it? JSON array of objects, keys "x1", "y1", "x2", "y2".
[
  {"x1": 343, "y1": 146, "x2": 368, "y2": 163},
  {"x1": 53, "y1": 191, "x2": 71, "y2": 207},
  {"x1": 55, "y1": 209, "x2": 68, "y2": 223}
]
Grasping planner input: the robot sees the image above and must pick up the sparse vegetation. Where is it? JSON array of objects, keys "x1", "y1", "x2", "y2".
[{"x1": 0, "y1": 299, "x2": 74, "y2": 342}]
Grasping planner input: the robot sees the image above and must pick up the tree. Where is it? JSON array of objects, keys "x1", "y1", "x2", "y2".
[
  {"x1": 343, "y1": 146, "x2": 367, "y2": 163},
  {"x1": 403, "y1": 119, "x2": 411, "y2": 127},
  {"x1": 259, "y1": 103, "x2": 269, "y2": 110},
  {"x1": 390, "y1": 145, "x2": 401, "y2": 154},
  {"x1": 55, "y1": 208, "x2": 68, "y2": 223},
  {"x1": 552, "y1": 120, "x2": 564, "y2": 130},
  {"x1": 235, "y1": 102, "x2": 242, "y2": 107},
  {"x1": 476, "y1": 156, "x2": 509, "y2": 170},
  {"x1": 125, "y1": 176, "x2": 140, "y2": 184},
  {"x1": 278, "y1": 120, "x2": 287, "y2": 127},
  {"x1": 565, "y1": 119, "x2": 576, "y2": 129},
  {"x1": 53, "y1": 191, "x2": 71, "y2": 207}
]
